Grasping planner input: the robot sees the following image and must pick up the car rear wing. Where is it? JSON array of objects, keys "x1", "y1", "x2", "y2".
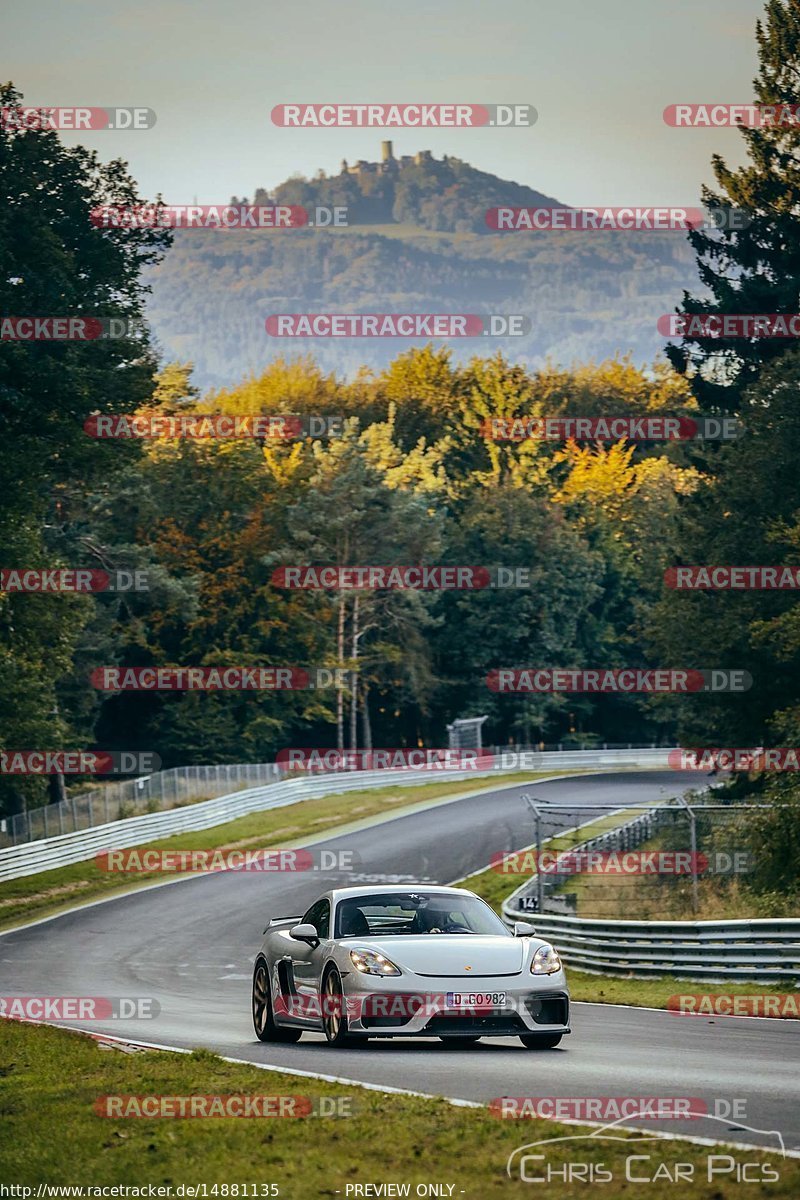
[{"x1": 263, "y1": 915, "x2": 301, "y2": 933}]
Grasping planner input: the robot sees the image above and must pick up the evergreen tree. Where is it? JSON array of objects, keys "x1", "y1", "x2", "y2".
[
  {"x1": 666, "y1": 0, "x2": 800, "y2": 411},
  {"x1": 0, "y1": 83, "x2": 169, "y2": 817}
]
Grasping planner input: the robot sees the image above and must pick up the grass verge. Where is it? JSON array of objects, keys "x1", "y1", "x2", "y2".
[
  {"x1": 565, "y1": 969, "x2": 798, "y2": 1011},
  {"x1": 461, "y1": 809, "x2": 799, "y2": 1014},
  {"x1": 0, "y1": 1019, "x2": 795, "y2": 1196},
  {"x1": 555, "y1": 828, "x2": 799, "y2": 921},
  {"x1": 0, "y1": 771, "x2": 557, "y2": 932},
  {"x1": 459, "y1": 805, "x2": 648, "y2": 910}
]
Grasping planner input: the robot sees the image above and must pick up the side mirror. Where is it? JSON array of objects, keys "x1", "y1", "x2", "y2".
[
  {"x1": 289, "y1": 922, "x2": 319, "y2": 946},
  {"x1": 514, "y1": 920, "x2": 536, "y2": 937}
]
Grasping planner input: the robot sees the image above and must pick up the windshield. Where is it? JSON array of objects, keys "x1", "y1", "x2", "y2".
[{"x1": 334, "y1": 891, "x2": 509, "y2": 938}]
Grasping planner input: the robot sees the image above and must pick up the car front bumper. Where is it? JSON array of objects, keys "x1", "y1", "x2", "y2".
[{"x1": 340, "y1": 969, "x2": 570, "y2": 1038}]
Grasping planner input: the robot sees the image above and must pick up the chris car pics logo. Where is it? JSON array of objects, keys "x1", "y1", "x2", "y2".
[{"x1": 506, "y1": 1113, "x2": 785, "y2": 1184}]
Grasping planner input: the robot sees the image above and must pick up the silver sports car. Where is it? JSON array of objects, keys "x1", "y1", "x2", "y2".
[{"x1": 251, "y1": 884, "x2": 569, "y2": 1048}]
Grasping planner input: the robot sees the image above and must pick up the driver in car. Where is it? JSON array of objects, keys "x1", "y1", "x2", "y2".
[{"x1": 415, "y1": 907, "x2": 462, "y2": 933}]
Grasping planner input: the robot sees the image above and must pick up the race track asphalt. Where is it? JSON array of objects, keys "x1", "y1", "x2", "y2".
[{"x1": 1, "y1": 769, "x2": 797, "y2": 1154}]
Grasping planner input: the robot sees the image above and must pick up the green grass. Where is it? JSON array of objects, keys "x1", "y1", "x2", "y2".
[
  {"x1": 566, "y1": 970, "x2": 799, "y2": 1011},
  {"x1": 460, "y1": 805, "x2": 650, "y2": 909},
  {"x1": 0, "y1": 771, "x2": 558, "y2": 932},
  {"x1": 556, "y1": 827, "x2": 800, "y2": 921},
  {"x1": 0, "y1": 1020, "x2": 795, "y2": 1196},
  {"x1": 461, "y1": 809, "x2": 800, "y2": 1014}
]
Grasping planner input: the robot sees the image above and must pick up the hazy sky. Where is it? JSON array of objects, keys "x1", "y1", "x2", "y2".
[{"x1": 7, "y1": 0, "x2": 765, "y2": 205}]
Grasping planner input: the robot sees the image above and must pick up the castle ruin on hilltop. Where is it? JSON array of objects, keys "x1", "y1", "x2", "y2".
[
  {"x1": 340, "y1": 141, "x2": 435, "y2": 176},
  {"x1": 242, "y1": 143, "x2": 445, "y2": 206}
]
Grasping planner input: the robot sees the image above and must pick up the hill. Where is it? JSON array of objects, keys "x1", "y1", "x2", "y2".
[
  {"x1": 254, "y1": 146, "x2": 562, "y2": 233},
  {"x1": 145, "y1": 149, "x2": 699, "y2": 389}
]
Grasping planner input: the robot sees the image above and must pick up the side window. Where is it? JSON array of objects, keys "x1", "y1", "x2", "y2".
[{"x1": 302, "y1": 898, "x2": 330, "y2": 939}]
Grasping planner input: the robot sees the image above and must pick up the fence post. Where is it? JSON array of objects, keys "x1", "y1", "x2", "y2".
[{"x1": 689, "y1": 808, "x2": 699, "y2": 915}]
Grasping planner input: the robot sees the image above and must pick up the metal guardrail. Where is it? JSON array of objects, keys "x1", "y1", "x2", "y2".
[
  {"x1": 0, "y1": 746, "x2": 673, "y2": 882},
  {"x1": 502, "y1": 910, "x2": 800, "y2": 981},
  {"x1": 502, "y1": 808, "x2": 800, "y2": 981},
  {"x1": 0, "y1": 742, "x2": 672, "y2": 849},
  {"x1": 0, "y1": 761, "x2": 288, "y2": 848}
]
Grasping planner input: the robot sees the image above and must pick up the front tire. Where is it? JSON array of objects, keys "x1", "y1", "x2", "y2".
[
  {"x1": 322, "y1": 967, "x2": 360, "y2": 1047},
  {"x1": 252, "y1": 959, "x2": 302, "y2": 1043},
  {"x1": 520, "y1": 1032, "x2": 563, "y2": 1049}
]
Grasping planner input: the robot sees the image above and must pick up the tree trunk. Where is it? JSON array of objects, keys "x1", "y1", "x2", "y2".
[
  {"x1": 48, "y1": 771, "x2": 67, "y2": 806},
  {"x1": 362, "y1": 681, "x2": 372, "y2": 751},
  {"x1": 350, "y1": 594, "x2": 359, "y2": 750},
  {"x1": 336, "y1": 594, "x2": 345, "y2": 751}
]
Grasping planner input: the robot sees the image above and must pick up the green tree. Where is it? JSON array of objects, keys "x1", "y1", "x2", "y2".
[
  {"x1": 0, "y1": 83, "x2": 169, "y2": 816},
  {"x1": 433, "y1": 484, "x2": 603, "y2": 744},
  {"x1": 649, "y1": 348, "x2": 800, "y2": 745},
  {"x1": 274, "y1": 429, "x2": 442, "y2": 750},
  {"x1": 666, "y1": 0, "x2": 800, "y2": 411}
]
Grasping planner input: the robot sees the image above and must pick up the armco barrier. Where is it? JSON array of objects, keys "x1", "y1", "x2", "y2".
[
  {"x1": 502, "y1": 910, "x2": 800, "y2": 982},
  {"x1": 0, "y1": 747, "x2": 673, "y2": 882},
  {"x1": 501, "y1": 799, "x2": 800, "y2": 982},
  {"x1": 0, "y1": 743, "x2": 673, "y2": 848}
]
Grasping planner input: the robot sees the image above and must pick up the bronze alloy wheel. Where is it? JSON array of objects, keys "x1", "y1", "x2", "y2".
[{"x1": 252, "y1": 959, "x2": 302, "y2": 1043}]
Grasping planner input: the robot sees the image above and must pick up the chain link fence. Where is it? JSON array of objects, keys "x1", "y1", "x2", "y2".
[
  {"x1": 0, "y1": 762, "x2": 284, "y2": 848},
  {"x1": 0, "y1": 742, "x2": 671, "y2": 849},
  {"x1": 506, "y1": 796, "x2": 765, "y2": 921}
]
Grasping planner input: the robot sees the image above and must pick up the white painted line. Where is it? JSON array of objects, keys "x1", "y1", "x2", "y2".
[
  {"x1": 572, "y1": 998, "x2": 800, "y2": 1023},
  {"x1": 0, "y1": 771, "x2": 597, "y2": 937},
  {"x1": 4, "y1": 1015, "x2": 796, "y2": 1157}
]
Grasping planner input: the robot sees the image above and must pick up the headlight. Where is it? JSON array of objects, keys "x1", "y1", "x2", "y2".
[
  {"x1": 531, "y1": 943, "x2": 562, "y2": 975},
  {"x1": 349, "y1": 948, "x2": 402, "y2": 977}
]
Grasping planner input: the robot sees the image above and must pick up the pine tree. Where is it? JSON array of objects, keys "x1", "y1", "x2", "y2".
[{"x1": 667, "y1": 0, "x2": 800, "y2": 411}]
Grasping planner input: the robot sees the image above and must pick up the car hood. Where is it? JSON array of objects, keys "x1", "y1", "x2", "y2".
[{"x1": 353, "y1": 935, "x2": 530, "y2": 977}]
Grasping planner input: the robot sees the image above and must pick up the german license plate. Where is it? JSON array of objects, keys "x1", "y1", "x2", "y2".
[{"x1": 445, "y1": 991, "x2": 506, "y2": 1007}]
